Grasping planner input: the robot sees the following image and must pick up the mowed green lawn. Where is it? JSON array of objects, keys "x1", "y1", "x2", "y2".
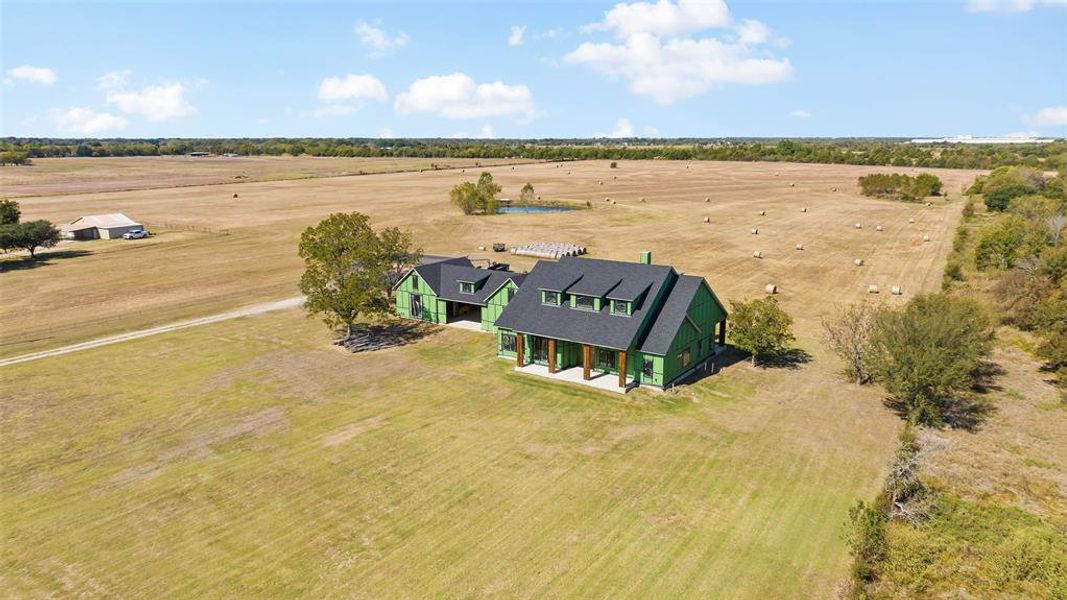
[{"x1": 1, "y1": 310, "x2": 898, "y2": 598}]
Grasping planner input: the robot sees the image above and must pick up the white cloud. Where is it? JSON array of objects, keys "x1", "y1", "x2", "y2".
[
  {"x1": 790, "y1": 109, "x2": 811, "y2": 118},
  {"x1": 565, "y1": 1, "x2": 791, "y2": 104},
  {"x1": 583, "y1": 0, "x2": 731, "y2": 37},
  {"x1": 97, "y1": 70, "x2": 131, "y2": 90},
  {"x1": 49, "y1": 107, "x2": 126, "y2": 134},
  {"x1": 966, "y1": 0, "x2": 1065, "y2": 11},
  {"x1": 449, "y1": 124, "x2": 495, "y2": 139},
  {"x1": 508, "y1": 25, "x2": 526, "y2": 46},
  {"x1": 106, "y1": 82, "x2": 195, "y2": 121},
  {"x1": 355, "y1": 20, "x2": 408, "y2": 56},
  {"x1": 1024, "y1": 105, "x2": 1067, "y2": 127},
  {"x1": 379, "y1": 127, "x2": 394, "y2": 138},
  {"x1": 6, "y1": 65, "x2": 57, "y2": 85},
  {"x1": 317, "y1": 74, "x2": 388, "y2": 102},
  {"x1": 394, "y1": 72, "x2": 541, "y2": 121},
  {"x1": 607, "y1": 118, "x2": 635, "y2": 137},
  {"x1": 564, "y1": 32, "x2": 792, "y2": 104}
]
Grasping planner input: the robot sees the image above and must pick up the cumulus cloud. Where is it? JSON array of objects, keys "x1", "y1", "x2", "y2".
[
  {"x1": 583, "y1": 0, "x2": 731, "y2": 37},
  {"x1": 355, "y1": 20, "x2": 409, "y2": 56},
  {"x1": 97, "y1": 70, "x2": 131, "y2": 90},
  {"x1": 790, "y1": 109, "x2": 811, "y2": 118},
  {"x1": 596, "y1": 118, "x2": 660, "y2": 138},
  {"x1": 49, "y1": 107, "x2": 126, "y2": 134},
  {"x1": 105, "y1": 82, "x2": 196, "y2": 121},
  {"x1": 508, "y1": 25, "x2": 526, "y2": 46},
  {"x1": 565, "y1": 0, "x2": 791, "y2": 104},
  {"x1": 394, "y1": 73, "x2": 541, "y2": 121},
  {"x1": 318, "y1": 74, "x2": 388, "y2": 102},
  {"x1": 449, "y1": 124, "x2": 496, "y2": 139},
  {"x1": 1025, "y1": 105, "x2": 1067, "y2": 127},
  {"x1": 966, "y1": 0, "x2": 1065, "y2": 11},
  {"x1": 5, "y1": 65, "x2": 57, "y2": 85}
]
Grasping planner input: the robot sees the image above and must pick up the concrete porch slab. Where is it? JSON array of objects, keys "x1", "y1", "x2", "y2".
[
  {"x1": 444, "y1": 319, "x2": 483, "y2": 332},
  {"x1": 514, "y1": 363, "x2": 635, "y2": 394}
]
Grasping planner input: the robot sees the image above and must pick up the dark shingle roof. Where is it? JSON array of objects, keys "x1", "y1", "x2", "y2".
[
  {"x1": 566, "y1": 271, "x2": 622, "y2": 297},
  {"x1": 495, "y1": 256, "x2": 676, "y2": 350},
  {"x1": 436, "y1": 265, "x2": 524, "y2": 305},
  {"x1": 411, "y1": 256, "x2": 474, "y2": 294},
  {"x1": 637, "y1": 275, "x2": 705, "y2": 355}
]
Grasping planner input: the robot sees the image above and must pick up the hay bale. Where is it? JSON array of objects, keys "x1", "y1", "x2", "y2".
[
  {"x1": 604, "y1": 197, "x2": 611, "y2": 202},
  {"x1": 611, "y1": 199, "x2": 617, "y2": 205},
  {"x1": 758, "y1": 210, "x2": 766, "y2": 216},
  {"x1": 599, "y1": 180, "x2": 604, "y2": 185},
  {"x1": 925, "y1": 201, "x2": 932, "y2": 207},
  {"x1": 640, "y1": 197, "x2": 646, "y2": 202},
  {"x1": 868, "y1": 284, "x2": 880, "y2": 294},
  {"x1": 753, "y1": 250, "x2": 763, "y2": 259},
  {"x1": 703, "y1": 216, "x2": 710, "y2": 223},
  {"x1": 891, "y1": 285, "x2": 902, "y2": 295},
  {"x1": 854, "y1": 258, "x2": 864, "y2": 266},
  {"x1": 923, "y1": 234, "x2": 931, "y2": 242},
  {"x1": 908, "y1": 217, "x2": 915, "y2": 224},
  {"x1": 704, "y1": 197, "x2": 710, "y2": 203},
  {"x1": 789, "y1": 183, "x2": 796, "y2": 188},
  {"x1": 232, "y1": 193, "x2": 239, "y2": 199},
  {"x1": 751, "y1": 227, "x2": 759, "y2": 235},
  {"x1": 765, "y1": 283, "x2": 778, "y2": 294},
  {"x1": 855, "y1": 223, "x2": 863, "y2": 229},
  {"x1": 774, "y1": 172, "x2": 780, "y2": 176},
  {"x1": 831, "y1": 187, "x2": 838, "y2": 192},
  {"x1": 875, "y1": 225, "x2": 884, "y2": 232},
  {"x1": 795, "y1": 243, "x2": 804, "y2": 250},
  {"x1": 478, "y1": 246, "x2": 486, "y2": 251},
  {"x1": 801, "y1": 207, "x2": 807, "y2": 212}
]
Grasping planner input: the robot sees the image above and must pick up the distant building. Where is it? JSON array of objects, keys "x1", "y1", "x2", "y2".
[{"x1": 61, "y1": 213, "x2": 144, "y2": 240}]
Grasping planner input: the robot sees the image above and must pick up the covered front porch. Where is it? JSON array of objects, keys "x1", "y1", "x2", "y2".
[{"x1": 512, "y1": 333, "x2": 634, "y2": 391}]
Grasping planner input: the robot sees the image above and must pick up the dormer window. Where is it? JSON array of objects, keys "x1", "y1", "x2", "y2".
[
  {"x1": 459, "y1": 281, "x2": 475, "y2": 294},
  {"x1": 611, "y1": 299, "x2": 630, "y2": 315},
  {"x1": 574, "y1": 295, "x2": 596, "y2": 311},
  {"x1": 542, "y1": 291, "x2": 562, "y2": 305}
]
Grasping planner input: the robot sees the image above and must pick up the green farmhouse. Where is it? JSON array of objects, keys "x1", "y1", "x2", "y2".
[
  {"x1": 394, "y1": 255, "x2": 525, "y2": 332},
  {"x1": 395, "y1": 251, "x2": 728, "y2": 392}
]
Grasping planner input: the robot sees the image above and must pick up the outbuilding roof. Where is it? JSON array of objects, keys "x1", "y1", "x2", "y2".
[
  {"x1": 637, "y1": 275, "x2": 707, "y2": 355},
  {"x1": 436, "y1": 264, "x2": 524, "y2": 305},
  {"x1": 62, "y1": 213, "x2": 142, "y2": 232}
]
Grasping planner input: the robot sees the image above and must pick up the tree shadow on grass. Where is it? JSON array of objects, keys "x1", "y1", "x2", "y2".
[
  {"x1": 334, "y1": 320, "x2": 440, "y2": 353},
  {"x1": 756, "y1": 347, "x2": 813, "y2": 370},
  {"x1": 0, "y1": 250, "x2": 92, "y2": 273},
  {"x1": 882, "y1": 395, "x2": 997, "y2": 433}
]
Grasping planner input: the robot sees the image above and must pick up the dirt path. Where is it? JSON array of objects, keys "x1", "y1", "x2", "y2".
[{"x1": 0, "y1": 296, "x2": 304, "y2": 368}]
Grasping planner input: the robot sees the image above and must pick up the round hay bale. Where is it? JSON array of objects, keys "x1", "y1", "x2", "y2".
[
  {"x1": 908, "y1": 217, "x2": 915, "y2": 224},
  {"x1": 758, "y1": 210, "x2": 766, "y2": 216},
  {"x1": 704, "y1": 197, "x2": 710, "y2": 203},
  {"x1": 604, "y1": 197, "x2": 611, "y2": 202},
  {"x1": 923, "y1": 234, "x2": 931, "y2": 242},
  {"x1": 611, "y1": 199, "x2": 617, "y2": 205},
  {"x1": 831, "y1": 187, "x2": 838, "y2": 192},
  {"x1": 461, "y1": 169, "x2": 465, "y2": 173},
  {"x1": 854, "y1": 258, "x2": 864, "y2": 266},
  {"x1": 765, "y1": 283, "x2": 778, "y2": 294},
  {"x1": 478, "y1": 246, "x2": 486, "y2": 251},
  {"x1": 801, "y1": 207, "x2": 808, "y2": 212},
  {"x1": 537, "y1": 195, "x2": 542, "y2": 201},
  {"x1": 875, "y1": 225, "x2": 884, "y2": 232},
  {"x1": 232, "y1": 193, "x2": 239, "y2": 199},
  {"x1": 891, "y1": 285, "x2": 902, "y2": 295},
  {"x1": 703, "y1": 216, "x2": 710, "y2": 223},
  {"x1": 789, "y1": 183, "x2": 796, "y2": 187},
  {"x1": 599, "y1": 180, "x2": 604, "y2": 185},
  {"x1": 925, "y1": 201, "x2": 932, "y2": 207},
  {"x1": 774, "y1": 172, "x2": 780, "y2": 176},
  {"x1": 751, "y1": 227, "x2": 759, "y2": 235},
  {"x1": 855, "y1": 223, "x2": 863, "y2": 229},
  {"x1": 868, "y1": 284, "x2": 880, "y2": 294},
  {"x1": 613, "y1": 175, "x2": 617, "y2": 180},
  {"x1": 640, "y1": 197, "x2": 646, "y2": 202},
  {"x1": 753, "y1": 250, "x2": 763, "y2": 259},
  {"x1": 795, "y1": 243, "x2": 804, "y2": 250}
]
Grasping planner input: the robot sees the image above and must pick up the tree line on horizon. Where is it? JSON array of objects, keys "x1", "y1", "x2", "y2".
[{"x1": 2, "y1": 137, "x2": 1065, "y2": 171}]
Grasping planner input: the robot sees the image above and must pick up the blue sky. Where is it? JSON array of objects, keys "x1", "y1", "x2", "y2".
[{"x1": 2, "y1": 0, "x2": 1065, "y2": 138}]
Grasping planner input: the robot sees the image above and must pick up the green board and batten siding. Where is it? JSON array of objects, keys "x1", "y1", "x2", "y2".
[
  {"x1": 657, "y1": 281, "x2": 725, "y2": 387},
  {"x1": 481, "y1": 281, "x2": 519, "y2": 333},
  {"x1": 394, "y1": 271, "x2": 447, "y2": 324}
]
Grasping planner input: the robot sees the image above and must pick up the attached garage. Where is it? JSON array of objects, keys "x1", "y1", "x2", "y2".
[{"x1": 61, "y1": 213, "x2": 144, "y2": 240}]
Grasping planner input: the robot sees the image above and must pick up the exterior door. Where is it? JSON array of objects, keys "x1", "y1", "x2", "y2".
[
  {"x1": 595, "y1": 348, "x2": 617, "y2": 372},
  {"x1": 531, "y1": 336, "x2": 549, "y2": 364},
  {"x1": 410, "y1": 294, "x2": 423, "y2": 319}
]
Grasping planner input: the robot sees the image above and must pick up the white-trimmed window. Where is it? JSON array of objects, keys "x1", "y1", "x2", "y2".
[
  {"x1": 543, "y1": 291, "x2": 561, "y2": 305},
  {"x1": 611, "y1": 299, "x2": 629, "y2": 315},
  {"x1": 574, "y1": 295, "x2": 596, "y2": 311},
  {"x1": 459, "y1": 281, "x2": 475, "y2": 294}
]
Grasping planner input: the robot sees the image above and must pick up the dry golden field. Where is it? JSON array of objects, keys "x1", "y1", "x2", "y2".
[
  {"x1": 1, "y1": 157, "x2": 995, "y2": 598},
  {"x1": 0, "y1": 155, "x2": 524, "y2": 197},
  {"x1": 3, "y1": 159, "x2": 980, "y2": 358}
]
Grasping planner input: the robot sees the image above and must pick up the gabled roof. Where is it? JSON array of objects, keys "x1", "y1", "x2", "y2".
[
  {"x1": 637, "y1": 275, "x2": 706, "y2": 355},
  {"x1": 495, "y1": 256, "x2": 676, "y2": 350},
  {"x1": 436, "y1": 265, "x2": 523, "y2": 305},
  {"x1": 566, "y1": 271, "x2": 621, "y2": 297},
  {"x1": 408, "y1": 256, "x2": 474, "y2": 294},
  {"x1": 62, "y1": 213, "x2": 141, "y2": 231}
]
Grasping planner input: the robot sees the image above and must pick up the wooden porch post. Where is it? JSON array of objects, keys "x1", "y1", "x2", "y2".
[
  {"x1": 516, "y1": 333, "x2": 525, "y2": 366},
  {"x1": 548, "y1": 338, "x2": 557, "y2": 373},
  {"x1": 582, "y1": 344, "x2": 591, "y2": 380},
  {"x1": 618, "y1": 350, "x2": 627, "y2": 388},
  {"x1": 717, "y1": 319, "x2": 727, "y2": 346}
]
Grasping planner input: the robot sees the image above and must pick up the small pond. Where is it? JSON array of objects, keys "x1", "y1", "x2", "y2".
[{"x1": 496, "y1": 205, "x2": 574, "y2": 214}]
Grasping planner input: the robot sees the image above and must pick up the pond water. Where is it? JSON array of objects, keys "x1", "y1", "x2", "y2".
[{"x1": 496, "y1": 205, "x2": 574, "y2": 214}]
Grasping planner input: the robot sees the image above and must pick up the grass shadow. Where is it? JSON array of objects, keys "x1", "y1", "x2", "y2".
[
  {"x1": 334, "y1": 320, "x2": 439, "y2": 353},
  {"x1": 0, "y1": 249, "x2": 93, "y2": 273}
]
